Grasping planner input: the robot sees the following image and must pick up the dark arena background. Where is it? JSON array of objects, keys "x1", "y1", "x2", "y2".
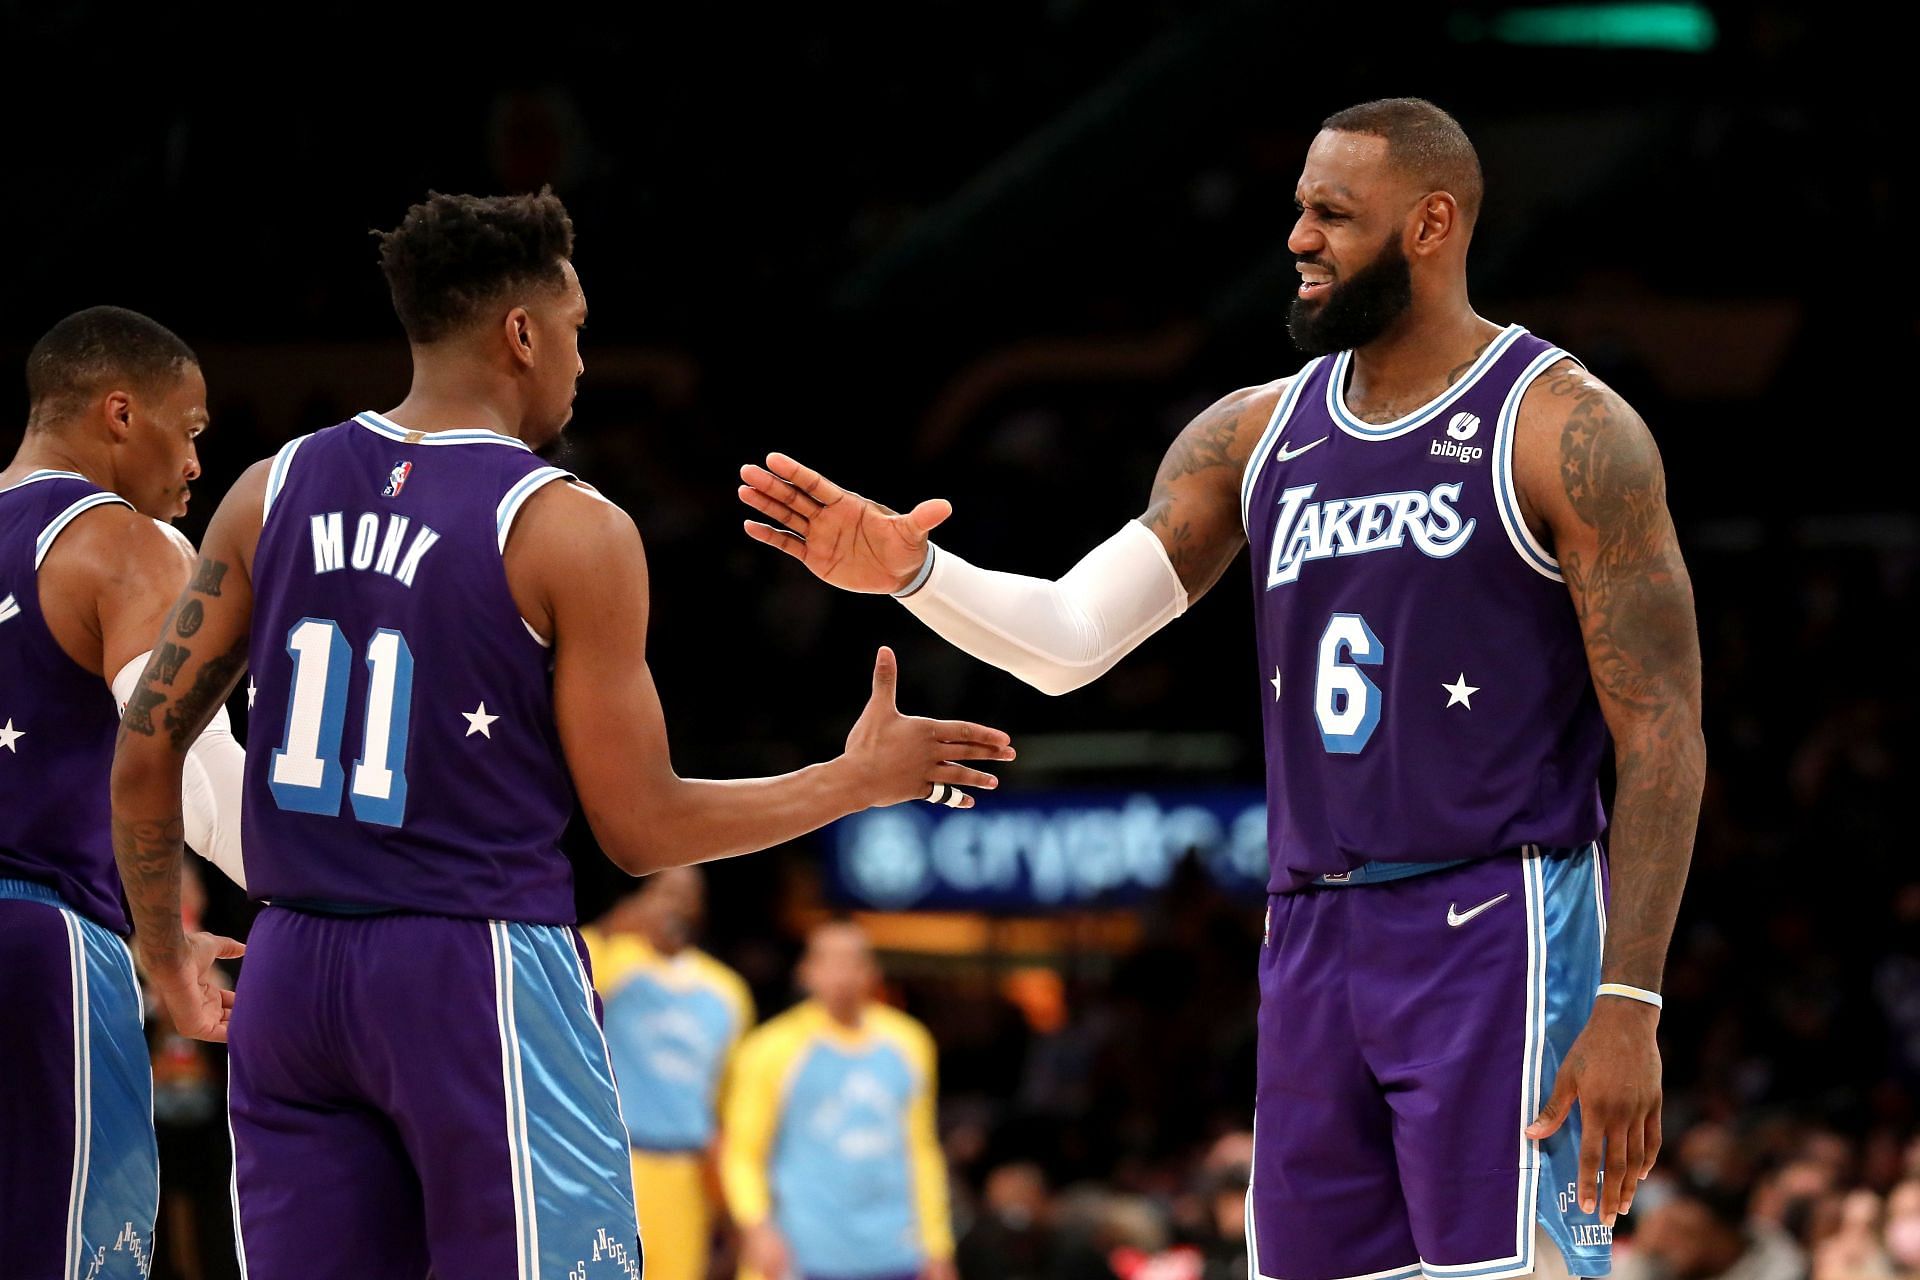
[{"x1": 5, "y1": 4, "x2": 1912, "y2": 1277}]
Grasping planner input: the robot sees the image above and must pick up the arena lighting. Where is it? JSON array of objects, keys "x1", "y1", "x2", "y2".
[{"x1": 1449, "y1": 3, "x2": 1719, "y2": 51}]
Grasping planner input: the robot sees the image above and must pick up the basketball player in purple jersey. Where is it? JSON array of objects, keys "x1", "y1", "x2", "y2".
[
  {"x1": 109, "y1": 190, "x2": 1014, "y2": 1280},
  {"x1": 2, "y1": 306, "x2": 247, "y2": 1277},
  {"x1": 738, "y1": 100, "x2": 1704, "y2": 1278}
]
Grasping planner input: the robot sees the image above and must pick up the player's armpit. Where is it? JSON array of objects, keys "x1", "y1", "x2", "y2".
[
  {"x1": 1136, "y1": 379, "x2": 1282, "y2": 601},
  {"x1": 1515, "y1": 368, "x2": 1705, "y2": 991}
]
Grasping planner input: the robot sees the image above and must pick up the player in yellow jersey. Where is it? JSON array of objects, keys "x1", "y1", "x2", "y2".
[
  {"x1": 585, "y1": 867, "x2": 755, "y2": 1280},
  {"x1": 722, "y1": 922, "x2": 955, "y2": 1280}
]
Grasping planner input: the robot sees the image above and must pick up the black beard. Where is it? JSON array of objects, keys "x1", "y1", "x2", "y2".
[{"x1": 1286, "y1": 236, "x2": 1414, "y2": 356}]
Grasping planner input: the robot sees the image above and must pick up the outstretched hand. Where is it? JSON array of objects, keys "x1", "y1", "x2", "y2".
[
  {"x1": 740, "y1": 453, "x2": 952, "y2": 595},
  {"x1": 1525, "y1": 997, "x2": 1662, "y2": 1226},
  {"x1": 842, "y1": 647, "x2": 1014, "y2": 809},
  {"x1": 145, "y1": 929, "x2": 246, "y2": 1043}
]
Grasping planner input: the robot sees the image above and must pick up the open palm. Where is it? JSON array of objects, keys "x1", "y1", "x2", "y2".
[{"x1": 739, "y1": 452, "x2": 951, "y2": 595}]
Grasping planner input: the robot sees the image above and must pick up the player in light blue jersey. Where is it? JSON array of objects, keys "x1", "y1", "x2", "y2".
[
  {"x1": 723, "y1": 922, "x2": 955, "y2": 1280},
  {"x1": 585, "y1": 867, "x2": 755, "y2": 1280}
]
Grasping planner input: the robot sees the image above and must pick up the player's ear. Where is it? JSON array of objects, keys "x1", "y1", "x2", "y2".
[
  {"x1": 505, "y1": 307, "x2": 536, "y2": 369},
  {"x1": 1409, "y1": 193, "x2": 1457, "y2": 257},
  {"x1": 102, "y1": 389, "x2": 134, "y2": 442}
]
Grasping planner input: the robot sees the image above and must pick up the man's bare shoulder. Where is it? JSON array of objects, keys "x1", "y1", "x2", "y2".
[
  {"x1": 1147, "y1": 377, "x2": 1289, "y2": 499},
  {"x1": 501, "y1": 477, "x2": 647, "y2": 641},
  {"x1": 1169, "y1": 379, "x2": 1290, "y2": 471},
  {"x1": 510, "y1": 477, "x2": 639, "y2": 556},
  {"x1": 1512, "y1": 359, "x2": 1661, "y2": 526},
  {"x1": 42, "y1": 501, "x2": 187, "y2": 589}
]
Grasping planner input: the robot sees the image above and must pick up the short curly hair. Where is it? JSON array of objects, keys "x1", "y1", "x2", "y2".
[
  {"x1": 26, "y1": 306, "x2": 198, "y2": 432},
  {"x1": 376, "y1": 188, "x2": 576, "y2": 344},
  {"x1": 1321, "y1": 98, "x2": 1483, "y2": 225}
]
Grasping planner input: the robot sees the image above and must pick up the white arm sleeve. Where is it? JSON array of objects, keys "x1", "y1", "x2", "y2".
[
  {"x1": 112, "y1": 654, "x2": 248, "y2": 890},
  {"x1": 895, "y1": 520, "x2": 1187, "y2": 696}
]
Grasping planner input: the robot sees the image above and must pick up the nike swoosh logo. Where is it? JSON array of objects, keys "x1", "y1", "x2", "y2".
[
  {"x1": 1447, "y1": 893, "x2": 1509, "y2": 927},
  {"x1": 1274, "y1": 435, "x2": 1328, "y2": 463}
]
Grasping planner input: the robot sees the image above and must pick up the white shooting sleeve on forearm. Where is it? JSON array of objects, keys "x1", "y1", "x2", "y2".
[
  {"x1": 894, "y1": 519, "x2": 1188, "y2": 696},
  {"x1": 112, "y1": 654, "x2": 248, "y2": 890}
]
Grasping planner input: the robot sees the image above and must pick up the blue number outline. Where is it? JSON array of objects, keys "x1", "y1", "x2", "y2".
[
  {"x1": 1317, "y1": 612, "x2": 1384, "y2": 755},
  {"x1": 267, "y1": 617, "x2": 351, "y2": 814},
  {"x1": 348, "y1": 628, "x2": 415, "y2": 827}
]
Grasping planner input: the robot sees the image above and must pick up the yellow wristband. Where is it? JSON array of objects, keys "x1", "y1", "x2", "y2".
[{"x1": 1597, "y1": 982, "x2": 1663, "y2": 1010}]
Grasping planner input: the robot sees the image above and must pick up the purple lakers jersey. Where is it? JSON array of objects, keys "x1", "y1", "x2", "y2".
[
  {"x1": 0, "y1": 472, "x2": 136, "y2": 932},
  {"x1": 243, "y1": 412, "x2": 579, "y2": 921},
  {"x1": 1241, "y1": 325, "x2": 1609, "y2": 894}
]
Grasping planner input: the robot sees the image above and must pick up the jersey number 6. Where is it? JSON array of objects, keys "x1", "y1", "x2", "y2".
[{"x1": 1315, "y1": 613, "x2": 1382, "y2": 754}]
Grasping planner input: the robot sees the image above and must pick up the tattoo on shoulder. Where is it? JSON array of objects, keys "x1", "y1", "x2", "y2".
[
  {"x1": 161, "y1": 635, "x2": 249, "y2": 750},
  {"x1": 1554, "y1": 379, "x2": 1694, "y2": 713},
  {"x1": 189, "y1": 559, "x2": 228, "y2": 597},
  {"x1": 1139, "y1": 388, "x2": 1271, "y2": 587},
  {"x1": 1557, "y1": 381, "x2": 1657, "y2": 530},
  {"x1": 1152, "y1": 399, "x2": 1251, "y2": 491}
]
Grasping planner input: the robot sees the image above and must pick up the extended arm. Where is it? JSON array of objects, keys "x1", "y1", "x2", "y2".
[
  {"x1": 109, "y1": 464, "x2": 266, "y2": 1039},
  {"x1": 738, "y1": 382, "x2": 1280, "y2": 694},
  {"x1": 1519, "y1": 365, "x2": 1705, "y2": 1224},
  {"x1": 518, "y1": 483, "x2": 1015, "y2": 875}
]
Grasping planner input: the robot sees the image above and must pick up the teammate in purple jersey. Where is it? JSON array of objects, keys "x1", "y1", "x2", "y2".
[
  {"x1": 109, "y1": 189, "x2": 1015, "y2": 1280},
  {"x1": 739, "y1": 99, "x2": 1705, "y2": 1278},
  {"x1": 1, "y1": 306, "x2": 246, "y2": 1278}
]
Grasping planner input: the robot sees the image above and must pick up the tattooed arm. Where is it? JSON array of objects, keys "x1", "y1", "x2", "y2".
[
  {"x1": 735, "y1": 383, "x2": 1280, "y2": 692},
  {"x1": 1136, "y1": 381, "x2": 1282, "y2": 599},
  {"x1": 1517, "y1": 363, "x2": 1705, "y2": 1226},
  {"x1": 110, "y1": 462, "x2": 267, "y2": 1041},
  {"x1": 739, "y1": 382, "x2": 1280, "y2": 601}
]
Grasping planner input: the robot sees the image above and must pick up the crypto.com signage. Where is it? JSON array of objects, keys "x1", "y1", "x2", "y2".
[{"x1": 829, "y1": 789, "x2": 1268, "y2": 911}]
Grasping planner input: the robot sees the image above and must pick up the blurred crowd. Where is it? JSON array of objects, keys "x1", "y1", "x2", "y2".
[{"x1": 8, "y1": 7, "x2": 1911, "y2": 1277}]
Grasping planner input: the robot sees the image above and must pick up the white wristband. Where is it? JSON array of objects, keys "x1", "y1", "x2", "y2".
[
  {"x1": 893, "y1": 545, "x2": 937, "y2": 598},
  {"x1": 1596, "y1": 982, "x2": 1663, "y2": 1010}
]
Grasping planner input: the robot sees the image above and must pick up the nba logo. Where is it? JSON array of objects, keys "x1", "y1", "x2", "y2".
[{"x1": 382, "y1": 461, "x2": 413, "y2": 498}]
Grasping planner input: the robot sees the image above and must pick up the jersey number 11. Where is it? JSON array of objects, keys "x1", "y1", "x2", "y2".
[{"x1": 268, "y1": 617, "x2": 415, "y2": 827}]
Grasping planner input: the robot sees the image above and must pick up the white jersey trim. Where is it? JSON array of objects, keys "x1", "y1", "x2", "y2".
[
  {"x1": 261, "y1": 433, "x2": 313, "y2": 526},
  {"x1": 1492, "y1": 349, "x2": 1581, "y2": 583},
  {"x1": 491, "y1": 923, "x2": 538, "y2": 1280},
  {"x1": 0, "y1": 468, "x2": 89, "y2": 496},
  {"x1": 35, "y1": 491, "x2": 132, "y2": 570},
  {"x1": 354, "y1": 411, "x2": 533, "y2": 451},
  {"x1": 1328, "y1": 325, "x2": 1527, "y2": 441},
  {"x1": 495, "y1": 466, "x2": 575, "y2": 554},
  {"x1": 1239, "y1": 365, "x2": 1322, "y2": 535}
]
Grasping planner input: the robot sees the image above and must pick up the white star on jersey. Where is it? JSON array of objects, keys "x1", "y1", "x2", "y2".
[
  {"x1": 247, "y1": 678, "x2": 256, "y2": 710},
  {"x1": 0, "y1": 719, "x2": 23, "y2": 752},
  {"x1": 1271, "y1": 668, "x2": 1283, "y2": 701},
  {"x1": 1442, "y1": 674, "x2": 1479, "y2": 709},
  {"x1": 462, "y1": 703, "x2": 499, "y2": 738}
]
